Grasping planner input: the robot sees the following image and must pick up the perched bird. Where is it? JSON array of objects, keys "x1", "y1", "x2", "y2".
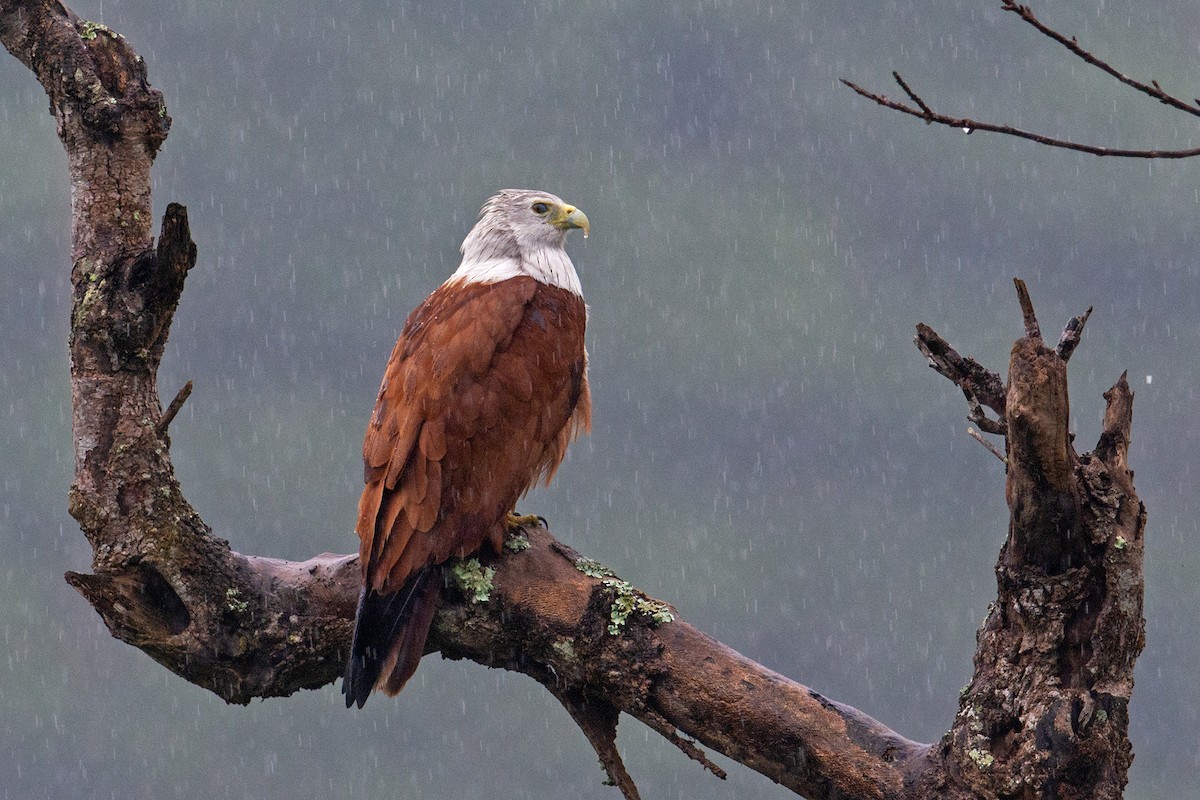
[{"x1": 343, "y1": 189, "x2": 592, "y2": 708}]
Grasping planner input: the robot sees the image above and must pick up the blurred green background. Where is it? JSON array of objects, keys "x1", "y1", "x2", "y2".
[{"x1": 2, "y1": 1, "x2": 1197, "y2": 797}]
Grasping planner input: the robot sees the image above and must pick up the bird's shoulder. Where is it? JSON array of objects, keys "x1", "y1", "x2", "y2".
[{"x1": 362, "y1": 275, "x2": 542, "y2": 468}]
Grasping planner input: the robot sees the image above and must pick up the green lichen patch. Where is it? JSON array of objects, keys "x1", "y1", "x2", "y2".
[
  {"x1": 80, "y1": 20, "x2": 121, "y2": 41},
  {"x1": 225, "y1": 587, "x2": 249, "y2": 613},
  {"x1": 1113, "y1": 536, "x2": 1128, "y2": 551},
  {"x1": 967, "y1": 747, "x2": 994, "y2": 770},
  {"x1": 601, "y1": 577, "x2": 674, "y2": 635},
  {"x1": 574, "y1": 557, "x2": 615, "y2": 579},
  {"x1": 504, "y1": 531, "x2": 531, "y2": 552},
  {"x1": 451, "y1": 559, "x2": 495, "y2": 603}
]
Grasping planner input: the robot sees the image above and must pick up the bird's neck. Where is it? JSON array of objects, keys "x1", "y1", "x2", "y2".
[{"x1": 449, "y1": 247, "x2": 583, "y2": 296}]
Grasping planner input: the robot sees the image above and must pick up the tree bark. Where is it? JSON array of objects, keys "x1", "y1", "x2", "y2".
[
  {"x1": 910, "y1": 286, "x2": 1144, "y2": 800},
  {"x1": 3, "y1": 3, "x2": 1144, "y2": 798}
]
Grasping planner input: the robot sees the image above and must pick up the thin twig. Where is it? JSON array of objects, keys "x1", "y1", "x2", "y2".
[
  {"x1": 843, "y1": 3, "x2": 1200, "y2": 159},
  {"x1": 1001, "y1": 1, "x2": 1200, "y2": 119},
  {"x1": 1056, "y1": 306, "x2": 1093, "y2": 362},
  {"x1": 841, "y1": 77, "x2": 1200, "y2": 159},
  {"x1": 156, "y1": 380, "x2": 193, "y2": 437},
  {"x1": 637, "y1": 708, "x2": 728, "y2": 780},
  {"x1": 967, "y1": 394, "x2": 1007, "y2": 436},
  {"x1": 968, "y1": 427, "x2": 1008, "y2": 466},
  {"x1": 1013, "y1": 279, "x2": 1041, "y2": 342},
  {"x1": 893, "y1": 71, "x2": 934, "y2": 119}
]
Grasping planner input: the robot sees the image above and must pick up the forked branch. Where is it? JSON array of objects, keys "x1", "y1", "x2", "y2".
[{"x1": 843, "y1": 2, "x2": 1200, "y2": 159}]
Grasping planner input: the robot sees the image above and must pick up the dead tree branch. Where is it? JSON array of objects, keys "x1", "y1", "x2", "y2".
[
  {"x1": 915, "y1": 322, "x2": 1007, "y2": 435},
  {"x1": 155, "y1": 379, "x2": 193, "y2": 437},
  {"x1": 1056, "y1": 306, "x2": 1093, "y2": 362},
  {"x1": 843, "y1": 2, "x2": 1200, "y2": 159},
  {"x1": 5, "y1": 2, "x2": 1145, "y2": 798},
  {"x1": 912, "y1": 284, "x2": 1144, "y2": 799},
  {"x1": 967, "y1": 426, "x2": 1007, "y2": 465}
]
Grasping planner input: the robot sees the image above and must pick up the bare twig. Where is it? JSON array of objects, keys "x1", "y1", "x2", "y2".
[
  {"x1": 968, "y1": 426, "x2": 1008, "y2": 465},
  {"x1": 842, "y1": 76, "x2": 1200, "y2": 159},
  {"x1": 1001, "y1": 2, "x2": 1200, "y2": 119},
  {"x1": 1056, "y1": 306, "x2": 1093, "y2": 362},
  {"x1": 637, "y1": 708, "x2": 728, "y2": 780},
  {"x1": 893, "y1": 71, "x2": 934, "y2": 119},
  {"x1": 967, "y1": 394, "x2": 1007, "y2": 436},
  {"x1": 843, "y1": 2, "x2": 1200, "y2": 160},
  {"x1": 156, "y1": 380, "x2": 193, "y2": 437}
]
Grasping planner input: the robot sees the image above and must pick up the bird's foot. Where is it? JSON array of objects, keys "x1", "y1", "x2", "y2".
[{"x1": 506, "y1": 511, "x2": 547, "y2": 531}]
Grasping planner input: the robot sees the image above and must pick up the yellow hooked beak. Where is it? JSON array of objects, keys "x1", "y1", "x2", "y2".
[{"x1": 552, "y1": 203, "x2": 590, "y2": 239}]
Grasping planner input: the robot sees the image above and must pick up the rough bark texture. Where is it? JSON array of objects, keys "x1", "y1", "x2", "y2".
[
  {"x1": 5, "y1": 3, "x2": 1144, "y2": 799},
  {"x1": 912, "y1": 283, "x2": 1144, "y2": 800}
]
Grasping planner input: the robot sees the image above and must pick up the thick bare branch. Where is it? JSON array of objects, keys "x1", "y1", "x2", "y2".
[
  {"x1": 648, "y1": 618, "x2": 928, "y2": 798},
  {"x1": 1004, "y1": 335, "x2": 1078, "y2": 573},
  {"x1": 63, "y1": 516, "x2": 931, "y2": 799}
]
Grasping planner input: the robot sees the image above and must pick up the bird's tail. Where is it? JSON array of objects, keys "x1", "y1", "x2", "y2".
[{"x1": 342, "y1": 565, "x2": 440, "y2": 709}]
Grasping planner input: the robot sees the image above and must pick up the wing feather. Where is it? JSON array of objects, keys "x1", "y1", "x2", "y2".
[
  {"x1": 357, "y1": 276, "x2": 542, "y2": 593},
  {"x1": 418, "y1": 417, "x2": 447, "y2": 461},
  {"x1": 419, "y1": 458, "x2": 442, "y2": 532},
  {"x1": 406, "y1": 456, "x2": 429, "y2": 505},
  {"x1": 493, "y1": 350, "x2": 535, "y2": 402},
  {"x1": 376, "y1": 491, "x2": 412, "y2": 566}
]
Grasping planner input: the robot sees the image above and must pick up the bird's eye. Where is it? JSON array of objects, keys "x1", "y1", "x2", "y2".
[{"x1": 531, "y1": 202, "x2": 550, "y2": 214}]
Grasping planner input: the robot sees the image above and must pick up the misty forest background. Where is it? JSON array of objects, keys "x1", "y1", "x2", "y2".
[{"x1": 3, "y1": 1, "x2": 1198, "y2": 798}]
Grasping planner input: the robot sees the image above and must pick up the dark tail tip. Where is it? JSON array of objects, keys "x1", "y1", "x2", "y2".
[
  {"x1": 342, "y1": 567, "x2": 438, "y2": 709},
  {"x1": 342, "y1": 587, "x2": 377, "y2": 709}
]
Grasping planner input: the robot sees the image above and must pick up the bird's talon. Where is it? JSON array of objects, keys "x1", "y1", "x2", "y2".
[{"x1": 506, "y1": 512, "x2": 545, "y2": 531}]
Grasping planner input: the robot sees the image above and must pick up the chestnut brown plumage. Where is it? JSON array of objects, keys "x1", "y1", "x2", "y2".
[{"x1": 343, "y1": 190, "x2": 591, "y2": 708}]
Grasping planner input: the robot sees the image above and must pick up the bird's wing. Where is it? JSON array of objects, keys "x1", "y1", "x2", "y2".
[{"x1": 355, "y1": 276, "x2": 540, "y2": 594}]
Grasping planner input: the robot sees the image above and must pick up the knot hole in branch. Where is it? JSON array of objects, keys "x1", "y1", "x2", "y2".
[{"x1": 66, "y1": 560, "x2": 191, "y2": 640}]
